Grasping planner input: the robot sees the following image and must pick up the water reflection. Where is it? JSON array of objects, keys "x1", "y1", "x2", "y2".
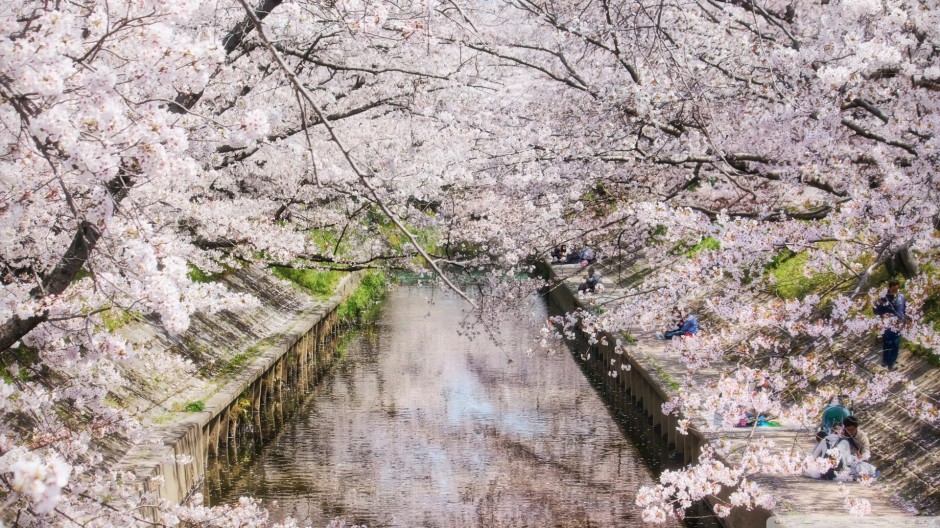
[{"x1": 207, "y1": 286, "x2": 680, "y2": 527}]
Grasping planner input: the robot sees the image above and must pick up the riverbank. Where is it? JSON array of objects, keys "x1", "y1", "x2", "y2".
[
  {"x1": 540, "y1": 260, "x2": 936, "y2": 528},
  {"x1": 107, "y1": 266, "x2": 374, "y2": 519}
]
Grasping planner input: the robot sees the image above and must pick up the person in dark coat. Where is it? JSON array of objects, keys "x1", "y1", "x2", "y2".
[
  {"x1": 577, "y1": 268, "x2": 600, "y2": 293},
  {"x1": 874, "y1": 279, "x2": 907, "y2": 369}
]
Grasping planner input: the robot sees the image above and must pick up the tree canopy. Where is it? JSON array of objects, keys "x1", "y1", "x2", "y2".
[{"x1": 1, "y1": 0, "x2": 938, "y2": 524}]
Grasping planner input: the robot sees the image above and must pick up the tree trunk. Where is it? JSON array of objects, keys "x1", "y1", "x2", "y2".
[{"x1": 895, "y1": 248, "x2": 919, "y2": 278}]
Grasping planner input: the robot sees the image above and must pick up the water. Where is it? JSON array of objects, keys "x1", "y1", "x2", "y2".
[{"x1": 206, "y1": 285, "x2": 681, "y2": 527}]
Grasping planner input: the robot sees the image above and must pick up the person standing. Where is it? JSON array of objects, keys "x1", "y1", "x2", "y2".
[{"x1": 874, "y1": 279, "x2": 907, "y2": 370}]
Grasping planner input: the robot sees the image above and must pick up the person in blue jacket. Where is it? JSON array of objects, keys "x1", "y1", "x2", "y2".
[
  {"x1": 578, "y1": 246, "x2": 596, "y2": 265},
  {"x1": 873, "y1": 279, "x2": 907, "y2": 370},
  {"x1": 657, "y1": 312, "x2": 699, "y2": 340},
  {"x1": 577, "y1": 268, "x2": 600, "y2": 294}
]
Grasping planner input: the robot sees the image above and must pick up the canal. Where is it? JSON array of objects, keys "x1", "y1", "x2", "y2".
[{"x1": 206, "y1": 285, "x2": 683, "y2": 527}]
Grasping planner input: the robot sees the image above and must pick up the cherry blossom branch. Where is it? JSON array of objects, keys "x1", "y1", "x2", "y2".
[
  {"x1": 466, "y1": 43, "x2": 597, "y2": 96},
  {"x1": 213, "y1": 95, "x2": 404, "y2": 169},
  {"x1": 236, "y1": 0, "x2": 478, "y2": 308},
  {"x1": 274, "y1": 44, "x2": 452, "y2": 79},
  {"x1": 170, "y1": 0, "x2": 285, "y2": 114},
  {"x1": 841, "y1": 118, "x2": 917, "y2": 156}
]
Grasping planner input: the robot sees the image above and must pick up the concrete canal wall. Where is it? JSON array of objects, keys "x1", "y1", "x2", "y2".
[
  {"x1": 542, "y1": 263, "x2": 705, "y2": 467},
  {"x1": 109, "y1": 268, "x2": 365, "y2": 519},
  {"x1": 538, "y1": 262, "x2": 749, "y2": 527}
]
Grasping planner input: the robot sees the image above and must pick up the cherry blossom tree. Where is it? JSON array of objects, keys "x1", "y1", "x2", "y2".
[
  {"x1": 462, "y1": 0, "x2": 940, "y2": 521},
  {"x1": 2, "y1": 0, "x2": 939, "y2": 525},
  {"x1": 0, "y1": 0, "x2": 492, "y2": 524}
]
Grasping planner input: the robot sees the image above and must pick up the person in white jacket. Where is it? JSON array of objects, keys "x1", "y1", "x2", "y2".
[{"x1": 806, "y1": 418, "x2": 876, "y2": 480}]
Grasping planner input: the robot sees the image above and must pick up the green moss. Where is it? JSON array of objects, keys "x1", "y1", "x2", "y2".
[
  {"x1": 902, "y1": 339, "x2": 940, "y2": 367},
  {"x1": 188, "y1": 264, "x2": 224, "y2": 283},
  {"x1": 619, "y1": 331, "x2": 638, "y2": 346},
  {"x1": 337, "y1": 271, "x2": 387, "y2": 324},
  {"x1": 102, "y1": 308, "x2": 139, "y2": 332},
  {"x1": 687, "y1": 236, "x2": 720, "y2": 256},
  {"x1": 184, "y1": 400, "x2": 205, "y2": 412},
  {"x1": 212, "y1": 335, "x2": 281, "y2": 378},
  {"x1": 216, "y1": 352, "x2": 251, "y2": 378},
  {"x1": 272, "y1": 267, "x2": 343, "y2": 298},
  {"x1": 647, "y1": 224, "x2": 668, "y2": 246},
  {"x1": 766, "y1": 249, "x2": 842, "y2": 300},
  {"x1": 648, "y1": 358, "x2": 681, "y2": 391},
  {"x1": 309, "y1": 229, "x2": 340, "y2": 254},
  {"x1": 234, "y1": 395, "x2": 252, "y2": 418},
  {"x1": 1, "y1": 345, "x2": 38, "y2": 383}
]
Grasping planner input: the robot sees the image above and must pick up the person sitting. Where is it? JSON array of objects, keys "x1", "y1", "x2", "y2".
[
  {"x1": 841, "y1": 415, "x2": 870, "y2": 461},
  {"x1": 816, "y1": 395, "x2": 851, "y2": 440},
  {"x1": 807, "y1": 416, "x2": 875, "y2": 480},
  {"x1": 564, "y1": 248, "x2": 582, "y2": 264},
  {"x1": 550, "y1": 244, "x2": 567, "y2": 263},
  {"x1": 656, "y1": 312, "x2": 698, "y2": 340},
  {"x1": 578, "y1": 246, "x2": 596, "y2": 266},
  {"x1": 740, "y1": 379, "x2": 779, "y2": 426},
  {"x1": 577, "y1": 268, "x2": 601, "y2": 294}
]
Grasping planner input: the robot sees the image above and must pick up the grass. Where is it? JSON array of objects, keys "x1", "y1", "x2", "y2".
[
  {"x1": 187, "y1": 263, "x2": 229, "y2": 283},
  {"x1": 272, "y1": 267, "x2": 343, "y2": 298},
  {"x1": 920, "y1": 283, "x2": 940, "y2": 330},
  {"x1": 765, "y1": 249, "x2": 843, "y2": 300},
  {"x1": 335, "y1": 332, "x2": 353, "y2": 358},
  {"x1": 337, "y1": 271, "x2": 387, "y2": 324},
  {"x1": 378, "y1": 223, "x2": 443, "y2": 267},
  {"x1": 1, "y1": 345, "x2": 39, "y2": 383},
  {"x1": 207, "y1": 334, "x2": 283, "y2": 379},
  {"x1": 217, "y1": 352, "x2": 251, "y2": 377},
  {"x1": 902, "y1": 339, "x2": 940, "y2": 367},
  {"x1": 672, "y1": 236, "x2": 721, "y2": 257},
  {"x1": 904, "y1": 279, "x2": 940, "y2": 366},
  {"x1": 619, "y1": 331, "x2": 638, "y2": 346},
  {"x1": 687, "y1": 236, "x2": 720, "y2": 256},
  {"x1": 309, "y1": 229, "x2": 342, "y2": 256},
  {"x1": 150, "y1": 412, "x2": 175, "y2": 424},
  {"x1": 647, "y1": 224, "x2": 668, "y2": 246},
  {"x1": 648, "y1": 358, "x2": 681, "y2": 391},
  {"x1": 101, "y1": 308, "x2": 139, "y2": 332}
]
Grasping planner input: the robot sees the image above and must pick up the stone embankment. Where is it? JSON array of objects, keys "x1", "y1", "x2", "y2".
[
  {"x1": 540, "y1": 259, "x2": 939, "y2": 528},
  {"x1": 105, "y1": 266, "x2": 364, "y2": 519}
]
